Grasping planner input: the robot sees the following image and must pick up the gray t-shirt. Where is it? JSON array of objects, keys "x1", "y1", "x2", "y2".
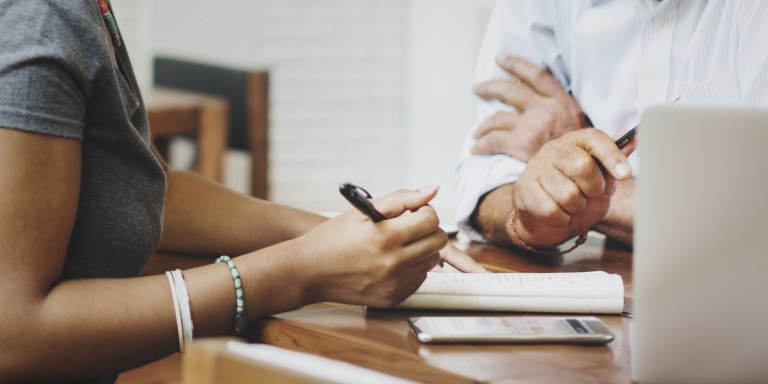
[{"x1": 0, "y1": 1, "x2": 166, "y2": 381}]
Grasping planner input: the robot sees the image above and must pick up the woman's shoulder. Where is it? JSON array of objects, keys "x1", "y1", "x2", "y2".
[
  {"x1": 0, "y1": 0, "x2": 113, "y2": 139},
  {"x1": 0, "y1": 0, "x2": 109, "y2": 59}
]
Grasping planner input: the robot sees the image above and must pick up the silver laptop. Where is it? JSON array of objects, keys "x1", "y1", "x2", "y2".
[{"x1": 632, "y1": 106, "x2": 768, "y2": 382}]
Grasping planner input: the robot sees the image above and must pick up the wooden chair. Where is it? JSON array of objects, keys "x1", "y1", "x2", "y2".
[
  {"x1": 153, "y1": 58, "x2": 270, "y2": 199},
  {"x1": 146, "y1": 87, "x2": 230, "y2": 183}
]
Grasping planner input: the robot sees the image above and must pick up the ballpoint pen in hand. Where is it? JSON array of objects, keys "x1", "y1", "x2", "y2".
[
  {"x1": 615, "y1": 96, "x2": 680, "y2": 149},
  {"x1": 339, "y1": 183, "x2": 387, "y2": 222},
  {"x1": 614, "y1": 127, "x2": 637, "y2": 149}
]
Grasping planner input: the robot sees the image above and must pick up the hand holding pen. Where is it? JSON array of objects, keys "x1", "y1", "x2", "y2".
[
  {"x1": 339, "y1": 183, "x2": 488, "y2": 273},
  {"x1": 613, "y1": 97, "x2": 679, "y2": 150},
  {"x1": 290, "y1": 184, "x2": 445, "y2": 307},
  {"x1": 339, "y1": 183, "x2": 387, "y2": 222}
]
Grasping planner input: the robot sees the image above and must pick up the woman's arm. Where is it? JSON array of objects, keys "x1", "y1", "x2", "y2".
[
  {"x1": 158, "y1": 168, "x2": 327, "y2": 256},
  {"x1": 0, "y1": 128, "x2": 446, "y2": 382}
]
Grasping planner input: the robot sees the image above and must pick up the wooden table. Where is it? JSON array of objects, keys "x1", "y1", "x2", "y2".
[{"x1": 244, "y1": 236, "x2": 634, "y2": 383}]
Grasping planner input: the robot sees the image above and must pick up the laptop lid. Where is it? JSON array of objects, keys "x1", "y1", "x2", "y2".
[{"x1": 632, "y1": 106, "x2": 768, "y2": 382}]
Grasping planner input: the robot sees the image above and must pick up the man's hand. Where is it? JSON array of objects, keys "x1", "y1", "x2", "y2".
[
  {"x1": 511, "y1": 129, "x2": 633, "y2": 248},
  {"x1": 472, "y1": 55, "x2": 588, "y2": 162}
]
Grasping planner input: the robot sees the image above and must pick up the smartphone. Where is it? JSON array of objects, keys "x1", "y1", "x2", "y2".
[{"x1": 408, "y1": 316, "x2": 614, "y2": 344}]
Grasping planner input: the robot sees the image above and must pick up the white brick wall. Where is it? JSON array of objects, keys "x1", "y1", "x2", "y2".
[
  {"x1": 151, "y1": 0, "x2": 407, "y2": 213},
  {"x1": 115, "y1": 0, "x2": 493, "y2": 222}
]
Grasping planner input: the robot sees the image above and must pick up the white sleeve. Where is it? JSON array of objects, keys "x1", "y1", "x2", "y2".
[
  {"x1": 737, "y1": 1, "x2": 768, "y2": 106},
  {"x1": 455, "y1": 0, "x2": 558, "y2": 235}
]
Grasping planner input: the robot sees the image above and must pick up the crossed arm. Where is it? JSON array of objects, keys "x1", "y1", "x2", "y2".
[{"x1": 467, "y1": 56, "x2": 636, "y2": 249}]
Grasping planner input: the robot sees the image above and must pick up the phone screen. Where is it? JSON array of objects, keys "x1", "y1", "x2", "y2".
[{"x1": 409, "y1": 316, "x2": 614, "y2": 344}]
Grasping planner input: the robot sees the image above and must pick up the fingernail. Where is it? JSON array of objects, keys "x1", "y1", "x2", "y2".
[
  {"x1": 496, "y1": 53, "x2": 510, "y2": 63},
  {"x1": 614, "y1": 163, "x2": 631, "y2": 178},
  {"x1": 472, "y1": 83, "x2": 482, "y2": 93},
  {"x1": 418, "y1": 185, "x2": 439, "y2": 194}
]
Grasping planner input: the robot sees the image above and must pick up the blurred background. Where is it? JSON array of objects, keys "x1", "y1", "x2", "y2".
[{"x1": 113, "y1": 0, "x2": 495, "y2": 224}]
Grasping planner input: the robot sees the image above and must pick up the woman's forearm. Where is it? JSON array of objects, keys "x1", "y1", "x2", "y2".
[
  {"x1": 158, "y1": 169, "x2": 327, "y2": 256},
  {"x1": 2, "y1": 243, "x2": 312, "y2": 382}
]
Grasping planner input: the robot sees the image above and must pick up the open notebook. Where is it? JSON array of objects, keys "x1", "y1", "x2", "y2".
[{"x1": 395, "y1": 271, "x2": 624, "y2": 314}]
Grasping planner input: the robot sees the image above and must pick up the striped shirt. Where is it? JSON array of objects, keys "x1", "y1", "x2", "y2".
[{"x1": 456, "y1": 0, "x2": 768, "y2": 232}]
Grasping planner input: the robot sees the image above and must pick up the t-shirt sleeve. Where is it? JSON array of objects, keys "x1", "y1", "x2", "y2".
[{"x1": 0, "y1": 2, "x2": 92, "y2": 139}]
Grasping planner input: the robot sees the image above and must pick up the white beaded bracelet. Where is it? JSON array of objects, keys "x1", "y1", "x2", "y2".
[
  {"x1": 165, "y1": 271, "x2": 184, "y2": 353},
  {"x1": 216, "y1": 256, "x2": 247, "y2": 335},
  {"x1": 171, "y1": 269, "x2": 194, "y2": 352}
]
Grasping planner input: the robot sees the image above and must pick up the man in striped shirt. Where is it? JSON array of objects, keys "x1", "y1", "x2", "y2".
[{"x1": 456, "y1": 0, "x2": 768, "y2": 253}]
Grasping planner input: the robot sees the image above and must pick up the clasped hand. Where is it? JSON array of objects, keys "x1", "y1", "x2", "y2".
[
  {"x1": 511, "y1": 129, "x2": 634, "y2": 248},
  {"x1": 472, "y1": 55, "x2": 588, "y2": 162}
]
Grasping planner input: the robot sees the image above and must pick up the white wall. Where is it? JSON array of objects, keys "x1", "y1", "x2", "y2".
[
  {"x1": 152, "y1": 0, "x2": 408, "y2": 215},
  {"x1": 404, "y1": 0, "x2": 494, "y2": 223},
  {"x1": 111, "y1": 0, "x2": 154, "y2": 92},
  {"x1": 114, "y1": 0, "x2": 494, "y2": 224}
]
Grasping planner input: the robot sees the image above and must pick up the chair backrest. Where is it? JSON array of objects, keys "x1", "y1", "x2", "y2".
[{"x1": 154, "y1": 57, "x2": 270, "y2": 199}]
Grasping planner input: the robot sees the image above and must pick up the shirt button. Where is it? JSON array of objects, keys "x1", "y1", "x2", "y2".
[{"x1": 654, "y1": 15, "x2": 665, "y2": 26}]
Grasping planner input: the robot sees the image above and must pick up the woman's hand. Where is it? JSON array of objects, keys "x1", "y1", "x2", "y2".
[
  {"x1": 434, "y1": 243, "x2": 488, "y2": 273},
  {"x1": 295, "y1": 187, "x2": 448, "y2": 308}
]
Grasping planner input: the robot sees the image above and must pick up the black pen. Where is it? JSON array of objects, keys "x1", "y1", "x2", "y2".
[
  {"x1": 339, "y1": 183, "x2": 386, "y2": 222},
  {"x1": 615, "y1": 97, "x2": 679, "y2": 149},
  {"x1": 614, "y1": 126, "x2": 637, "y2": 149}
]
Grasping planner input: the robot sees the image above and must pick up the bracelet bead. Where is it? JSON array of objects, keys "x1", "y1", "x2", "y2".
[{"x1": 216, "y1": 255, "x2": 247, "y2": 335}]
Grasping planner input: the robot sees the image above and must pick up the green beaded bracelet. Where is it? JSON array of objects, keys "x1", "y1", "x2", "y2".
[{"x1": 216, "y1": 255, "x2": 247, "y2": 335}]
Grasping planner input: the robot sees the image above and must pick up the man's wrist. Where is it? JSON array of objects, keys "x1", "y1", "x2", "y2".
[{"x1": 506, "y1": 208, "x2": 588, "y2": 255}]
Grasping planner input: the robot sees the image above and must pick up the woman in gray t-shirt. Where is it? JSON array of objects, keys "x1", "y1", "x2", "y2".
[{"x1": 0, "y1": 1, "x2": 481, "y2": 382}]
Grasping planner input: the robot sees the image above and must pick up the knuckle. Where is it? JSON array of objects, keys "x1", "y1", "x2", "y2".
[
  {"x1": 499, "y1": 55, "x2": 516, "y2": 68},
  {"x1": 532, "y1": 67, "x2": 550, "y2": 84},
  {"x1": 582, "y1": 127, "x2": 601, "y2": 140},
  {"x1": 371, "y1": 232, "x2": 395, "y2": 253},
  {"x1": 432, "y1": 231, "x2": 449, "y2": 250},
  {"x1": 563, "y1": 183, "x2": 584, "y2": 206},
  {"x1": 539, "y1": 139, "x2": 558, "y2": 154},
  {"x1": 584, "y1": 179, "x2": 607, "y2": 199},
  {"x1": 534, "y1": 200, "x2": 562, "y2": 221},
  {"x1": 489, "y1": 111, "x2": 507, "y2": 127},
  {"x1": 414, "y1": 205, "x2": 439, "y2": 225},
  {"x1": 500, "y1": 80, "x2": 520, "y2": 95},
  {"x1": 570, "y1": 154, "x2": 596, "y2": 176},
  {"x1": 562, "y1": 183, "x2": 585, "y2": 209},
  {"x1": 536, "y1": 113, "x2": 556, "y2": 131},
  {"x1": 377, "y1": 254, "x2": 400, "y2": 275}
]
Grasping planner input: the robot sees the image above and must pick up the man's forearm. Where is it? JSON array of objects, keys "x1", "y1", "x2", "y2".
[
  {"x1": 469, "y1": 183, "x2": 517, "y2": 248},
  {"x1": 158, "y1": 169, "x2": 327, "y2": 256},
  {"x1": 472, "y1": 180, "x2": 635, "y2": 249}
]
